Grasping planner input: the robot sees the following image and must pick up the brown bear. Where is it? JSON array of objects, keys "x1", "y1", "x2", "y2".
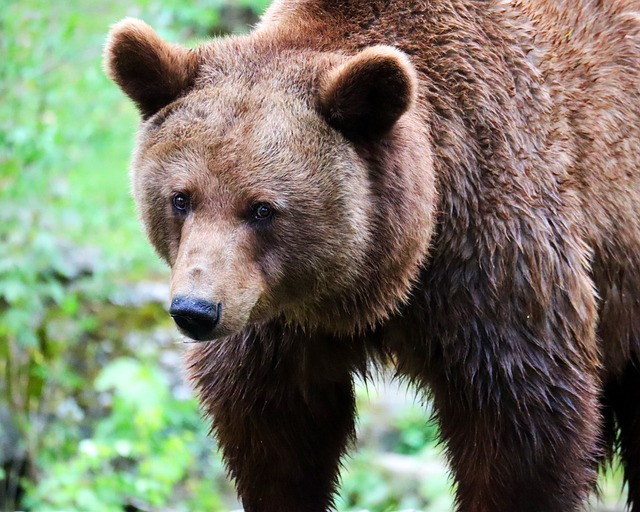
[{"x1": 103, "y1": 1, "x2": 640, "y2": 511}]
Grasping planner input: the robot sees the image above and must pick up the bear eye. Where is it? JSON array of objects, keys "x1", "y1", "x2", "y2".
[
  {"x1": 172, "y1": 192, "x2": 190, "y2": 213},
  {"x1": 252, "y1": 203, "x2": 274, "y2": 221}
]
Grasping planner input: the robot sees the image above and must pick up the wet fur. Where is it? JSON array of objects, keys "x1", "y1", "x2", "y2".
[{"x1": 105, "y1": 1, "x2": 640, "y2": 511}]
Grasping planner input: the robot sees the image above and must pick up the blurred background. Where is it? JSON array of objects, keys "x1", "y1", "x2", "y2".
[{"x1": 0, "y1": 1, "x2": 628, "y2": 510}]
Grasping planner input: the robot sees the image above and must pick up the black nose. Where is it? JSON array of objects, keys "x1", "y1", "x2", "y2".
[{"x1": 169, "y1": 297, "x2": 221, "y2": 341}]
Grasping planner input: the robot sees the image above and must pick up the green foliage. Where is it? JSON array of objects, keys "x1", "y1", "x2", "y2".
[
  {"x1": 340, "y1": 452, "x2": 400, "y2": 512},
  {"x1": 1, "y1": 0, "x2": 263, "y2": 509},
  {"x1": 393, "y1": 404, "x2": 439, "y2": 456},
  {"x1": 1, "y1": 3, "x2": 118, "y2": 507},
  {"x1": 23, "y1": 358, "x2": 226, "y2": 511},
  {"x1": 337, "y1": 386, "x2": 454, "y2": 512}
]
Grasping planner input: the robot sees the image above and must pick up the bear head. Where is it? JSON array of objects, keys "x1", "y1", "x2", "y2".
[{"x1": 104, "y1": 18, "x2": 436, "y2": 340}]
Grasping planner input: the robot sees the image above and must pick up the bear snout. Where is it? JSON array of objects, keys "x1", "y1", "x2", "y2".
[{"x1": 169, "y1": 296, "x2": 222, "y2": 341}]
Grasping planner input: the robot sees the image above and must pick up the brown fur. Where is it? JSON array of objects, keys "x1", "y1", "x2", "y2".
[{"x1": 104, "y1": 1, "x2": 640, "y2": 511}]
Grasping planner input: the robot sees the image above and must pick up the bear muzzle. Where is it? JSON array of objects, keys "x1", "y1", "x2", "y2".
[{"x1": 169, "y1": 296, "x2": 222, "y2": 341}]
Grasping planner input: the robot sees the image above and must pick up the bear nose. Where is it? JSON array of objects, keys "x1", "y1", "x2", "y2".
[{"x1": 169, "y1": 297, "x2": 221, "y2": 341}]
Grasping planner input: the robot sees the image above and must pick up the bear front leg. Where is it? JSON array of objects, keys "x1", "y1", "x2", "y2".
[
  {"x1": 427, "y1": 310, "x2": 602, "y2": 512},
  {"x1": 431, "y1": 364, "x2": 601, "y2": 511},
  {"x1": 186, "y1": 323, "x2": 358, "y2": 512}
]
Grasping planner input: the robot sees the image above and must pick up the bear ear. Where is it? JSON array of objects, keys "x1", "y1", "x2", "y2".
[
  {"x1": 318, "y1": 46, "x2": 418, "y2": 141},
  {"x1": 104, "y1": 18, "x2": 200, "y2": 119}
]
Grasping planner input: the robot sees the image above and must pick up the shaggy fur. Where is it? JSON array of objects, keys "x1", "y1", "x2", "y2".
[{"x1": 104, "y1": 1, "x2": 640, "y2": 511}]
